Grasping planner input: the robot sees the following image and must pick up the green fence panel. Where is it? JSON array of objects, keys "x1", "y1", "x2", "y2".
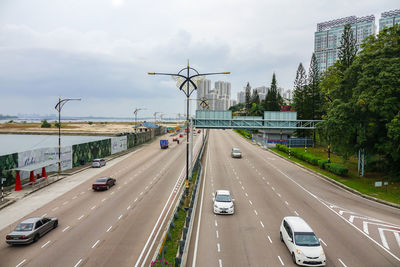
[
  {"x1": 72, "y1": 139, "x2": 111, "y2": 167},
  {"x1": 0, "y1": 153, "x2": 18, "y2": 186}
]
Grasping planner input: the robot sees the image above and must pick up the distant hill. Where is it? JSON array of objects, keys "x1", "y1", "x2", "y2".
[{"x1": 0, "y1": 114, "x2": 18, "y2": 119}]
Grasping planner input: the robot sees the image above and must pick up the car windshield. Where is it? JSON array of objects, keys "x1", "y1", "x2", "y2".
[
  {"x1": 96, "y1": 178, "x2": 107, "y2": 182},
  {"x1": 216, "y1": 194, "x2": 231, "y2": 202},
  {"x1": 93, "y1": 160, "x2": 100, "y2": 162},
  {"x1": 294, "y1": 232, "x2": 320, "y2": 246},
  {"x1": 15, "y1": 223, "x2": 34, "y2": 231},
  {"x1": 233, "y1": 149, "x2": 240, "y2": 153}
]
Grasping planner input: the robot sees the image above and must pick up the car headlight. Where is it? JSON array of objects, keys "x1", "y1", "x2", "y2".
[
  {"x1": 321, "y1": 249, "x2": 325, "y2": 256},
  {"x1": 296, "y1": 249, "x2": 305, "y2": 256}
]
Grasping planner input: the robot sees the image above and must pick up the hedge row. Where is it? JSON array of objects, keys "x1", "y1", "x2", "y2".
[{"x1": 276, "y1": 144, "x2": 348, "y2": 177}]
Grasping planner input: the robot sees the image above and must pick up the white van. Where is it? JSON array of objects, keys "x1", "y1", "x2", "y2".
[{"x1": 280, "y1": 216, "x2": 326, "y2": 266}]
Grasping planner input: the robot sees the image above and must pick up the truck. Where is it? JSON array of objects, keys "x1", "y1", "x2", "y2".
[{"x1": 160, "y1": 140, "x2": 169, "y2": 149}]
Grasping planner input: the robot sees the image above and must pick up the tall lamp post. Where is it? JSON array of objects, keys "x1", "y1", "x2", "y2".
[
  {"x1": 148, "y1": 61, "x2": 229, "y2": 193},
  {"x1": 153, "y1": 112, "x2": 162, "y2": 123},
  {"x1": 134, "y1": 108, "x2": 146, "y2": 133},
  {"x1": 55, "y1": 97, "x2": 81, "y2": 173}
]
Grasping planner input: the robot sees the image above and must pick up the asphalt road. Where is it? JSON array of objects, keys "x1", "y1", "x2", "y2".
[
  {"x1": 187, "y1": 130, "x2": 400, "y2": 267},
  {"x1": 0, "y1": 132, "x2": 203, "y2": 267}
]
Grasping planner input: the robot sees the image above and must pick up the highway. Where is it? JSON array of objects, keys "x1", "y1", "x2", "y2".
[
  {"x1": 187, "y1": 130, "x2": 400, "y2": 267},
  {"x1": 0, "y1": 133, "x2": 202, "y2": 267}
]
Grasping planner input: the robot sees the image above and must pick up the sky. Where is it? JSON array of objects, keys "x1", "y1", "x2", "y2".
[{"x1": 0, "y1": 0, "x2": 398, "y2": 118}]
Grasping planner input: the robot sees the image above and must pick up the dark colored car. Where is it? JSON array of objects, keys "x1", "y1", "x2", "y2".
[
  {"x1": 92, "y1": 177, "x2": 116, "y2": 191},
  {"x1": 6, "y1": 217, "x2": 58, "y2": 245}
]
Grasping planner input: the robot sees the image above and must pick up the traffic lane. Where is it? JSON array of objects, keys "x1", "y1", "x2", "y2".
[
  {"x1": 193, "y1": 131, "x2": 292, "y2": 267},
  {"x1": 0, "y1": 134, "x2": 197, "y2": 266},
  {"x1": 225, "y1": 130, "x2": 400, "y2": 266}
]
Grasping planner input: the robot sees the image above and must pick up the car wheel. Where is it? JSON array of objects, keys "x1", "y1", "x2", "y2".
[
  {"x1": 292, "y1": 252, "x2": 297, "y2": 264},
  {"x1": 106, "y1": 185, "x2": 110, "y2": 190},
  {"x1": 53, "y1": 221, "x2": 58, "y2": 229},
  {"x1": 33, "y1": 234, "x2": 40, "y2": 243},
  {"x1": 280, "y1": 232, "x2": 283, "y2": 242}
]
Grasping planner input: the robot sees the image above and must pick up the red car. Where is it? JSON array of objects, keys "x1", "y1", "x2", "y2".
[
  {"x1": 179, "y1": 134, "x2": 183, "y2": 138},
  {"x1": 197, "y1": 130, "x2": 201, "y2": 133},
  {"x1": 173, "y1": 137, "x2": 178, "y2": 141},
  {"x1": 92, "y1": 177, "x2": 116, "y2": 191}
]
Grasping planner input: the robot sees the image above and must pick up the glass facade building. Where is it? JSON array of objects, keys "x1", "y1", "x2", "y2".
[
  {"x1": 314, "y1": 15, "x2": 375, "y2": 74},
  {"x1": 379, "y1": 9, "x2": 400, "y2": 30}
]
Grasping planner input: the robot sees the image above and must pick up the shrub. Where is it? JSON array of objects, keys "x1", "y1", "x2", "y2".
[
  {"x1": 88, "y1": 121, "x2": 93, "y2": 125},
  {"x1": 318, "y1": 159, "x2": 329, "y2": 169},
  {"x1": 325, "y1": 163, "x2": 348, "y2": 176},
  {"x1": 54, "y1": 121, "x2": 60, "y2": 128},
  {"x1": 41, "y1": 120, "x2": 51, "y2": 128}
]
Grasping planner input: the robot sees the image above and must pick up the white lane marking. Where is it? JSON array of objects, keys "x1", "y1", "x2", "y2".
[
  {"x1": 145, "y1": 186, "x2": 148, "y2": 190},
  {"x1": 278, "y1": 255, "x2": 284, "y2": 265},
  {"x1": 80, "y1": 191, "x2": 85, "y2": 195},
  {"x1": 118, "y1": 215, "x2": 123, "y2": 220},
  {"x1": 254, "y1": 210, "x2": 258, "y2": 215},
  {"x1": 245, "y1": 193, "x2": 248, "y2": 197},
  {"x1": 92, "y1": 240, "x2": 100, "y2": 248},
  {"x1": 241, "y1": 186, "x2": 244, "y2": 190},
  {"x1": 239, "y1": 181, "x2": 242, "y2": 184},
  {"x1": 319, "y1": 238, "x2": 327, "y2": 246},
  {"x1": 63, "y1": 201, "x2": 69, "y2": 205},
  {"x1": 52, "y1": 207, "x2": 59, "y2": 211},
  {"x1": 16, "y1": 259, "x2": 26, "y2": 267},
  {"x1": 127, "y1": 205, "x2": 131, "y2": 210},
  {"x1": 72, "y1": 196, "x2": 78, "y2": 199},
  {"x1": 78, "y1": 215, "x2": 84, "y2": 220},
  {"x1": 284, "y1": 201, "x2": 288, "y2": 205},
  {"x1": 378, "y1": 228, "x2": 390, "y2": 249},
  {"x1": 74, "y1": 259, "x2": 83, "y2": 267},
  {"x1": 41, "y1": 213, "x2": 47, "y2": 217},
  {"x1": 294, "y1": 211, "x2": 299, "y2": 216},
  {"x1": 217, "y1": 243, "x2": 221, "y2": 252},
  {"x1": 118, "y1": 186, "x2": 121, "y2": 190},
  {"x1": 106, "y1": 226, "x2": 112, "y2": 232},
  {"x1": 124, "y1": 181, "x2": 127, "y2": 185},
  {"x1": 41, "y1": 240, "x2": 51, "y2": 248},
  {"x1": 395, "y1": 232, "x2": 400, "y2": 248},
  {"x1": 268, "y1": 235, "x2": 272, "y2": 244},
  {"x1": 216, "y1": 230, "x2": 219, "y2": 239},
  {"x1": 88, "y1": 188, "x2": 91, "y2": 190},
  {"x1": 338, "y1": 258, "x2": 347, "y2": 267},
  {"x1": 111, "y1": 191, "x2": 115, "y2": 195},
  {"x1": 134, "y1": 198, "x2": 138, "y2": 202},
  {"x1": 219, "y1": 259, "x2": 222, "y2": 267},
  {"x1": 140, "y1": 192, "x2": 143, "y2": 196},
  {"x1": 62, "y1": 226, "x2": 70, "y2": 232},
  {"x1": 277, "y1": 193, "x2": 281, "y2": 197},
  {"x1": 363, "y1": 221, "x2": 369, "y2": 234},
  {"x1": 267, "y1": 181, "x2": 270, "y2": 185},
  {"x1": 91, "y1": 205, "x2": 96, "y2": 210},
  {"x1": 249, "y1": 200, "x2": 253, "y2": 205},
  {"x1": 262, "y1": 177, "x2": 266, "y2": 180},
  {"x1": 215, "y1": 220, "x2": 218, "y2": 227},
  {"x1": 260, "y1": 221, "x2": 265, "y2": 228},
  {"x1": 272, "y1": 187, "x2": 275, "y2": 191}
]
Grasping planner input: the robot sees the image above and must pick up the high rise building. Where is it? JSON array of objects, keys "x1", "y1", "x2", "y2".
[
  {"x1": 196, "y1": 79, "x2": 231, "y2": 110},
  {"x1": 379, "y1": 9, "x2": 400, "y2": 30},
  {"x1": 314, "y1": 15, "x2": 375, "y2": 73},
  {"x1": 237, "y1": 91, "x2": 246, "y2": 104},
  {"x1": 253, "y1": 86, "x2": 269, "y2": 102},
  {"x1": 196, "y1": 79, "x2": 211, "y2": 110}
]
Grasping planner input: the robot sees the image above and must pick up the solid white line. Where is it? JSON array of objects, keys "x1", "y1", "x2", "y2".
[
  {"x1": 62, "y1": 226, "x2": 70, "y2": 232},
  {"x1": 135, "y1": 163, "x2": 187, "y2": 267},
  {"x1": 91, "y1": 205, "x2": 96, "y2": 210},
  {"x1": 249, "y1": 200, "x2": 253, "y2": 205},
  {"x1": 268, "y1": 235, "x2": 272, "y2": 244},
  {"x1": 127, "y1": 205, "x2": 131, "y2": 210},
  {"x1": 41, "y1": 240, "x2": 51, "y2": 248},
  {"x1": 78, "y1": 215, "x2": 84, "y2": 220},
  {"x1": 193, "y1": 141, "x2": 209, "y2": 267},
  {"x1": 378, "y1": 228, "x2": 390, "y2": 249},
  {"x1": 73, "y1": 259, "x2": 83, "y2": 267},
  {"x1": 216, "y1": 230, "x2": 219, "y2": 239},
  {"x1": 92, "y1": 240, "x2": 100, "y2": 248},
  {"x1": 319, "y1": 238, "x2": 327, "y2": 246},
  {"x1": 260, "y1": 221, "x2": 264, "y2": 228},
  {"x1": 338, "y1": 258, "x2": 347, "y2": 267},
  {"x1": 16, "y1": 259, "x2": 26, "y2": 267},
  {"x1": 118, "y1": 215, "x2": 123, "y2": 220},
  {"x1": 219, "y1": 259, "x2": 222, "y2": 267},
  {"x1": 217, "y1": 243, "x2": 220, "y2": 252},
  {"x1": 278, "y1": 255, "x2": 284, "y2": 265},
  {"x1": 106, "y1": 226, "x2": 112, "y2": 232},
  {"x1": 254, "y1": 210, "x2": 258, "y2": 215}
]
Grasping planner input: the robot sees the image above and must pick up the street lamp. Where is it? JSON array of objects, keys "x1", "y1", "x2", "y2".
[
  {"x1": 148, "y1": 61, "x2": 229, "y2": 193},
  {"x1": 55, "y1": 97, "x2": 81, "y2": 173},
  {"x1": 154, "y1": 112, "x2": 162, "y2": 123},
  {"x1": 134, "y1": 108, "x2": 146, "y2": 133}
]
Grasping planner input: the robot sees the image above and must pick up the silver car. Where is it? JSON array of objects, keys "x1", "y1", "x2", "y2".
[
  {"x1": 231, "y1": 148, "x2": 242, "y2": 158},
  {"x1": 92, "y1": 158, "x2": 106, "y2": 168},
  {"x1": 6, "y1": 217, "x2": 58, "y2": 245}
]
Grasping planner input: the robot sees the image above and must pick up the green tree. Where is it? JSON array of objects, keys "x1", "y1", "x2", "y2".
[
  {"x1": 264, "y1": 73, "x2": 282, "y2": 111},
  {"x1": 245, "y1": 82, "x2": 252, "y2": 112},
  {"x1": 292, "y1": 63, "x2": 307, "y2": 119},
  {"x1": 41, "y1": 120, "x2": 51, "y2": 128},
  {"x1": 338, "y1": 24, "x2": 358, "y2": 70},
  {"x1": 251, "y1": 90, "x2": 260, "y2": 104}
]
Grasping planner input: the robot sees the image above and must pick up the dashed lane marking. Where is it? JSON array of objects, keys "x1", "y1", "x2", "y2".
[
  {"x1": 216, "y1": 230, "x2": 219, "y2": 239},
  {"x1": 91, "y1": 205, "x2": 96, "y2": 210},
  {"x1": 78, "y1": 215, "x2": 84, "y2": 220},
  {"x1": 294, "y1": 211, "x2": 299, "y2": 216},
  {"x1": 278, "y1": 256, "x2": 284, "y2": 265},
  {"x1": 260, "y1": 221, "x2": 265, "y2": 228},
  {"x1": 74, "y1": 259, "x2": 83, "y2": 267},
  {"x1": 219, "y1": 259, "x2": 222, "y2": 267},
  {"x1": 254, "y1": 210, "x2": 258, "y2": 215},
  {"x1": 215, "y1": 220, "x2": 218, "y2": 227},
  {"x1": 62, "y1": 226, "x2": 70, "y2": 232},
  {"x1": 217, "y1": 243, "x2": 221, "y2": 252},
  {"x1": 92, "y1": 240, "x2": 100, "y2": 248},
  {"x1": 249, "y1": 200, "x2": 253, "y2": 205},
  {"x1": 319, "y1": 238, "x2": 327, "y2": 246},
  {"x1": 102, "y1": 198, "x2": 106, "y2": 202},
  {"x1": 16, "y1": 259, "x2": 26, "y2": 267},
  {"x1": 127, "y1": 205, "x2": 131, "y2": 210},
  {"x1": 140, "y1": 192, "x2": 144, "y2": 196},
  {"x1": 41, "y1": 213, "x2": 47, "y2": 217},
  {"x1": 338, "y1": 258, "x2": 347, "y2": 267},
  {"x1": 41, "y1": 240, "x2": 51, "y2": 248},
  {"x1": 285, "y1": 201, "x2": 288, "y2": 205},
  {"x1": 118, "y1": 215, "x2": 123, "y2": 220},
  {"x1": 134, "y1": 198, "x2": 138, "y2": 202},
  {"x1": 106, "y1": 226, "x2": 112, "y2": 232},
  {"x1": 63, "y1": 201, "x2": 69, "y2": 205},
  {"x1": 52, "y1": 207, "x2": 59, "y2": 211},
  {"x1": 268, "y1": 235, "x2": 272, "y2": 244}
]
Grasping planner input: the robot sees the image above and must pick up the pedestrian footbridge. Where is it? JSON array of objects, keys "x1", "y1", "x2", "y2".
[{"x1": 193, "y1": 110, "x2": 320, "y2": 130}]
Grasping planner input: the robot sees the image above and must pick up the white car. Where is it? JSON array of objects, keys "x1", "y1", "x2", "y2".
[
  {"x1": 213, "y1": 190, "x2": 234, "y2": 214},
  {"x1": 231, "y1": 148, "x2": 242, "y2": 158},
  {"x1": 280, "y1": 217, "x2": 326, "y2": 266},
  {"x1": 92, "y1": 158, "x2": 106, "y2": 168}
]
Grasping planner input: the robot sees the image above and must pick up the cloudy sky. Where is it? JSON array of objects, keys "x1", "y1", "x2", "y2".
[{"x1": 0, "y1": 0, "x2": 398, "y2": 118}]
